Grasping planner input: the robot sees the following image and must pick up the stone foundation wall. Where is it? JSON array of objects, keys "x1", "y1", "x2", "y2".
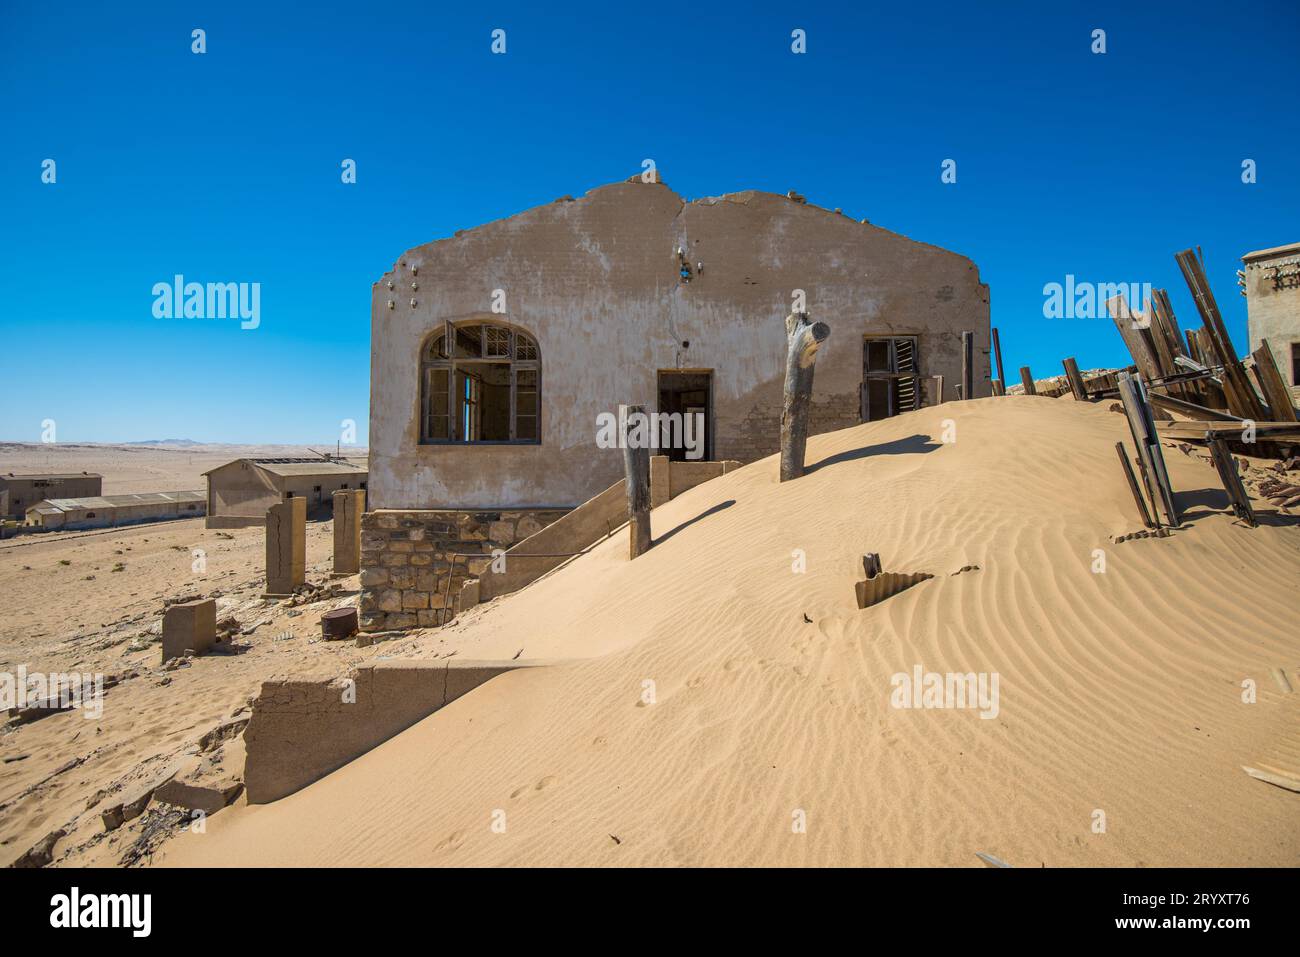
[{"x1": 359, "y1": 508, "x2": 569, "y2": 631}]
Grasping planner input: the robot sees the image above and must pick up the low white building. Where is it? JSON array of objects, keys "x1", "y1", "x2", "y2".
[{"x1": 25, "y1": 491, "x2": 206, "y2": 530}]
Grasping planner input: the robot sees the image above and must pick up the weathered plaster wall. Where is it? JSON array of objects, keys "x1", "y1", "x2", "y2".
[
  {"x1": 370, "y1": 179, "x2": 989, "y2": 509},
  {"x1": 1243, "y1": 243, "x2": 1300, "y2": 388}
]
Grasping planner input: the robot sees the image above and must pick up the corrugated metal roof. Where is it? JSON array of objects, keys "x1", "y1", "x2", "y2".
[
  {"x1": 202, "y1": 457, "x2": 366, "y2": 477},
  {"x1": 34, "y1": 490, "x2": 205, "y2": 512},
  {"x1": 253, "y1": 461, "x2": 367, "y2": 478}
]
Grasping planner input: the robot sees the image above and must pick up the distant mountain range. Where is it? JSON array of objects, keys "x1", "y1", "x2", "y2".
[{"x1": 126, "y1": 439, "x2": 203, "y2": 446}]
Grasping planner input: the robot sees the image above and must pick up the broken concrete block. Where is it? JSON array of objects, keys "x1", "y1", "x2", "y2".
[
  {"x1": 161, "y1": 598, "x2": 216, "y2": 663},
  {"x1": 265, "y1": 496, "x2": 306, "y2": 595},
  {"x1": 197, "y1": 716, "x2": 249, "y2": 753},
  {"x1": 153, "y1": 778, "x2": 244, "y2": 815},
  {"x1": 8, "y1": 829, "x2": 65, "y2": 868}
]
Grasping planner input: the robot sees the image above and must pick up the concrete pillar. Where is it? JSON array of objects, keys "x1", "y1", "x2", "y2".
[
  {"x1": 265, "y1": 496, "x2": 306, "y2": 595},
  {"x1": 332, "y1": 489, "x2": 364, "y2": 576},
  {"x1": 650, "y1": 455, "x2": 670, "y2": 509},
  {"x1": 162, "y1": 598, "x2": 216, "y2": 663}
]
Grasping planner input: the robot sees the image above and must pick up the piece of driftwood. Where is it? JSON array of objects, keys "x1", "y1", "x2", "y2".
[
  {"x1": 1206, "y1": 432, "x2": 1257, "y2": 527},
  {"x1": 1241, "y1": 766, "x2": 1300, "y2": 794},
  {"x1": 1115, "y1": 441, "x2": 1154, "y2": 528},
  {"x1": 961, "y1": 331, "x2": 975, "y2": 400},
  {"x1": 1062, "y1": 357, "x2": 1087, "y2": 401},
  {"x1": 991, "y1": 327, "x2": 1006, "y2": 393},
  {"x1": 620, "y1": 404, "x2": 652, "y2": 557},
  {"x1": 780, "y1": 312, "x2": 830, "y2": 482},
  {"x1": 862, "y1": 553, "x2": 882, "y2": 578},
  {"x1": 1118, "y1": 372, "x2": 1179, "y2": 527},
  {"x1": 1019, "y1": 366, "x2": 1036, "y2": 396},
  {"x1": 1252, "y1": 340, "x2": 1298, "y2": 423}
]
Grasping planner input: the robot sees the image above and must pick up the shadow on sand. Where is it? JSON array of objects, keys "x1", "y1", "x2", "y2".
[{"x1": 805, "y1": 433, "x2": 941, "y2": 475}]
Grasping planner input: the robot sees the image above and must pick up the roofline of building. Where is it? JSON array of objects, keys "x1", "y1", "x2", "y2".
[{"x1": 1242, "y1": 241, "x2": 1300, "y2": 263}]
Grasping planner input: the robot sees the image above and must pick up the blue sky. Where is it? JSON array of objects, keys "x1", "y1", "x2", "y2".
[{"x1": 2, "y1": 1, "x2": 1296, "y2": 444}]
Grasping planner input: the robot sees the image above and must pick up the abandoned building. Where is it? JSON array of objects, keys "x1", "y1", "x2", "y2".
[
  {"x1": 24, "y1": 490, "x2": 205, "y2": 530},
  {"x1": 204, "y1": 457, "x2": 368, "y2": 529},
  {"x1": 359, "y1": 175, "x2": 989, "y2": 630},
  {"x1": 0, "y1": 472, "x2": 102, "y2": 520},
  {"x1": 1241, "y1": 241, "x2": 1300, "y2": 391}
]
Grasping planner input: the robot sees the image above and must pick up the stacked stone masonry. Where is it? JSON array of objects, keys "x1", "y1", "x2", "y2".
[{"x1": 360, "y1": 508, "x2": 569, "y2": 632}]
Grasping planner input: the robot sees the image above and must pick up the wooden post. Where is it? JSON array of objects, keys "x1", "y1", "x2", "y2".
[
  {"x1": 991, "y1": 379, "x2": 1005, "y2": 396},
  {"x1": 780, "y1": 312, "x2": 831, "y2": 482},
  {"x1": 961, "y1": 331, "x2": 975, "y2": 400},
  {"x1": 1019, "y1": 366, "x2": 1036, "y2": 396},
  {"x1": 862, "y1": 553, "x2": 882, "y2": 579},
  {"x1": 1206, "y1": 432, "x2": 1258, "y2": 527},
  {"x1": 620, "y1": 404, "x2": 652, "y2": 558},
  {"x1": 991, "y1": 327, "x2": 1006, "y2": 392},
  {"x1": 1115, "y1": 442, "x2": 1154, "y2": 528},
  {"x1": 1252, "y1": 340, "x2": 1298, "y2": 422},
  {"x1": 1118, "y1": 372, "x2": 1179, "y2": 527},
  {"x1": 1062, "y1": 357, "x2": 1087, "y2": 401}
]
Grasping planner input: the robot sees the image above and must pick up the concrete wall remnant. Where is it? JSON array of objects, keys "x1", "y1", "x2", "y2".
[
  {"x1": 242, "y1": 658, "x2": 555, "y2": 803},
  {"x1": 265, "y1": 496, "x2": 306, "y2": 595}
]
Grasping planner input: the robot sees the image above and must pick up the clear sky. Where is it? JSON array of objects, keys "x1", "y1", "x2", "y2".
[{"x1": 2, "y1": 1, "x2": 1297, "y2": 444}]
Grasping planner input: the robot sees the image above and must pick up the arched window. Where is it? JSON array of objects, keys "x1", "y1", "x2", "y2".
[{"x1": 421, "y1": 322, "x2": 541, "y2": 444}]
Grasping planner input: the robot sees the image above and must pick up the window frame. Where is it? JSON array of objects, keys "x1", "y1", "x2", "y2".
[{"x1": 419, "y1": 321, "x2": 542, "y2": 445}]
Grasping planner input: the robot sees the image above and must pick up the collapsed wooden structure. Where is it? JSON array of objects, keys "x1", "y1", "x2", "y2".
[{"x1": 1016, "y1": 246, "x2": 1299, "y2": 529}]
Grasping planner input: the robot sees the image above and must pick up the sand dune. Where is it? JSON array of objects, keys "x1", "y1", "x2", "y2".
[{"x1": 152, "y1": 397, "x2": 1299, "y2": 867}]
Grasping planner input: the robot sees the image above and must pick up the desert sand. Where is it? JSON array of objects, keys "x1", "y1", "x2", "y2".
[{"x1": 101, "y1": 396, "x2": 1298, "y2": 868}]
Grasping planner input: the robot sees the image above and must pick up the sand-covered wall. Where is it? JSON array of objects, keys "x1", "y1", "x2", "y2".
[{"x1": 369, "y1": 179, "x2": 989, "y2": 509}]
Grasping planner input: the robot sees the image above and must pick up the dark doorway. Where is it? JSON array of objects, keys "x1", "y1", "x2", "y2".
[
  {"x1": 657, "y1": 370, "x2": 712, "y2": 461},
  {"x1": 861, "y1": 336, "x2": 920, "y2": 421}
]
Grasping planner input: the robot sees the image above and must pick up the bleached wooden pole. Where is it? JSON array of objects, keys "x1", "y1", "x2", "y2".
[
  {"x1": 620, "y1": 404, "x2": 652, "y2": 558},
  {"x1": 780, "y1": 312, "x2": 831, "y2": 482}
]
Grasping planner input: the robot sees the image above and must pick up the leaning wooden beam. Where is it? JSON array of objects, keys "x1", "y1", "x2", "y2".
[
  {"x1": 1206, "y1": 431, "x2": 1258, "y2": 527},
  {"x1": 991, "y1": 379, "x2": 1005, "y2": 396},
  {"x1": 620, "y1": 404, "x2": 652, "y2": 558},
  {"x1": 1019, "y1": 366, "x2": 1036, "y2": 396},
  {"x1": 780, "y1": 312, "x2": 831, "y2": 482},
  {"x1": 1148, "y1": 392, "x2": 1243, "y2": 422},
  {"x1": 1118, "y1": 372, "x2": 1179, "y2": 527},
  {"x1": 1174, "y1": 248, "x2": 1269, "y2": 421},
  {"x1": 991, "y1": 328, "x2": 1006, "y2": 393},
  {"x1": 1155, "y1": 420, "x2": 1300, "y2": 442},
  {"x1": 961, "y1": 331, "x2": 975, "y2": 400},
  {"x1": 1062, "y1": 357, "x2": 1087, "y2": 401},
  {"x1": 1105, "y1": 294, "x2": 1163, "y2": 384},
  {"x1": 1115, "y1": 441, "x2": 1155, "y2": 528},
  {"x1": 1252, "y1": 340, "x2": 1299, "y2": 423}
]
